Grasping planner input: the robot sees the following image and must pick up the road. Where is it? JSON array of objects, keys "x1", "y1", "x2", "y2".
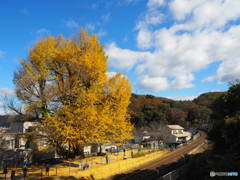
[{"x1": 111, "y1": 131, "x2": 207, "y2": 180}]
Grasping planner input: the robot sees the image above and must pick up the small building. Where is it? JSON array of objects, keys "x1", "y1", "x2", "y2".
[
  {"x1": 10, "y1": 121, "x2": 41, "y2": 149},
  {"x1": 163, "y1": 125, "x2": 192, "y2": 143},
  {"x1": 0, "y1": 120, "x2": 43, "y2": 150},
  {"x1": 0, "y1": 133, "x2": 15, "y2": 150},
  {"x1": 138, "y1": 131, "x2": 164, "y2": 149},
  {"x1": 142, "y1": 137, "x2": 161, "y2": 149},
  {"x1": 82, "y1": 143, "x2": 118, "y2": 155},
  {"x1": 83, "y1": 144, "x2": 98, "y2": 155}
]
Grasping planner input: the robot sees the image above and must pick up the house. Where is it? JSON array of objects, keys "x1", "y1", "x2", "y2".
[
  {"x1": 8, "y1": 121, "x2": 41, "y2": 149},
  {"x1": 0, "y1": 120, "x2": 42, "y2": 150},
  {"x1": 0, "y1": 133, "x2": 15, "y2": 150},
  {"x1": 0, "y1": 127, "x2": 9, "y2": 134},
  {"x1": 141, "y1": 136, "x2": 162, "y2": 149},
  {"x1": 163, "y1": 125, "x2": 192, "y2": 143},
  {"x1": 0, "y1": 120, "x2": 16, "y2": 150},
  {"x1": 134, "y1": 131, "x2": 164, "y2": 150}
]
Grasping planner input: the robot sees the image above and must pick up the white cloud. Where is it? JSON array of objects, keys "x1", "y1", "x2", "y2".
[
  {"x1": 101, "y1": 13, "x2": 111, "y2": 23},
  {"x1": 123, "y1": 35, "x2": 129, "y2": 42},
  {"x1": 137, "y1": 28, "x2": 152, "y2": 49},
  {"x1": 106, "y1": 72, "x2": 117, "y2": 78},
  {"x1": 117, "y1": 0, "x2": 142, "y2": 6},
  {"x1": 106, "y1": 43, "x2": 150, "y2": 70},
  {"x1": 216, "y1": 59, "x2": 240, "y2": 83},
  {"x1": 171, "y1": 73, "x2": 195, "y2": 89},
  {"x1": 137, "y1": 76, "x2": 169, "y2": 92},
  {"x1": 136, "y1": 0, "x2": 164, "y2": 31},
  {"x1": 0, "y1": 88, "x2": 15, "y2": 115},
  {"x1": 126, "y1": 0, "x2": 140, "y2": 4},
  {"x1": 145, "y1": 10, "x2": 164, "y2": 25},
  {"x1": 202, "y1": 75, "x2": 217, "y2": 82},
  {"x1": 36, "y1": 28, "x2": 49, "y2": 34},
  {"x1": 169, "y1": 95, "x2": 197, "y2": 101},
  {"x1": 170, "y1": 0, "x2": 240, "y2": 29},
  {"x1": 147, "y1": 0, "x2": 165, "y2": 9},
  {"x1": 36, "y1": 28, "x2": 50, "y2": 37},
  {"x1": 65, "y1": 19, "x2": 79, "y2": 29},
  {"x1": 169, "y1": 0, "x2": 202, "y2": 20},
  {"x1": 86, "y1": 24, "x2": 95, "y2": 31},
  {"x1": 0, "y1": 102, "x2": 5, "y2": 115},
  {"x1": 0, "y1": 51, "x2": 5, "y2": 58},
  {"x1": 0, "y1": 88, "x2": 15, "y2": 96},
  {"x1": 20, "y1": 8, "x2": 29, "y2": 15},
  {"x1": 107, "y1": 0, "x2": 240, "y2": 92},
  {"x1": 96, "y1": 31, "x2": 107, "y2": 37}
]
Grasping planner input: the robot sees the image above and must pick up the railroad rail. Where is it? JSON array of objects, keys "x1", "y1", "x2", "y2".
[{"x1": 110, "y1": 131, "x2": 207, "y2": 180}]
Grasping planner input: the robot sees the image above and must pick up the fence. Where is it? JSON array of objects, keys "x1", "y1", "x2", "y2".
[
  {"x1": 0, "y1": 147, "x2": 168, "y2": 179},
  {"x1": 0, "y1": 151, "x2": 25, "y2": 169},
  {"x1": 159, "y1": 133, "x2": 202, "y2": 180},
  {"x1": 192, "y1": 132, "x2": 200, "y2": 140},
  {"x1": 160, "y1": 169, "x2": 179, "y2": 180}
]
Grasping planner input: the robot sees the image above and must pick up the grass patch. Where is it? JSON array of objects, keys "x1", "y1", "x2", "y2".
[
  {"x1": 4, "y1": 149, "x2": 169, "y2": 179},
  {"x1": 191, "y1": 140, "x2": 213, "y2": 154},
  {"x1": 132, "y1": 149, "x2": 158, "y2": 158}
]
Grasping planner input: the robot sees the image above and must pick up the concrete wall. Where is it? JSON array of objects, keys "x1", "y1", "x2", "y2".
[
  {"x1": 23, "y1": 122, "x2": 39, "y2": 133},
  {"x1": 0, "y1": 134, "x2": 15, "y2": 150}
]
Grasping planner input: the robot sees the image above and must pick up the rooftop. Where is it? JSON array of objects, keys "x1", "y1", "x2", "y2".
[
  {"x1": 172, "y1": 131, "x2": 192, "y2": 137},
  {"x1": 167, "y1": 125, "x2": 184, "y2": 130}
]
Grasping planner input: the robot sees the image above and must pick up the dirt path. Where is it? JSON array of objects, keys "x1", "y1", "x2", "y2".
[{"x1": 110, "y1": 131, "x2": 207, "y2": 180}]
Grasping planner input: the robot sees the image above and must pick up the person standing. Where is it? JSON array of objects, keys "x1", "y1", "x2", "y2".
[
  {"x1": 22, "y1": 165, "x2": 28, "y2": 180},
  {"x1": 46, "y1": 165, "x2": 50, "y2": 176},
  {"x1": 3, "y1": 167, "x2": 8, "y2": 180},
  {"x1": 123, "y1": 148, "x2": 127, "y2": 160},
  {"x1": 105, "y1": 154, "x2": 109, "y2": 164},
  {"x1": 10, "y1": 169, "x2": 15, "y2": 180}
]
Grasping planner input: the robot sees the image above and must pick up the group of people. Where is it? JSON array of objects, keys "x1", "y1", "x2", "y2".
[
  {"x1": 3, "y1": 166, "x2": 25, "y2": 180},
  {"x1": 3, "y1": 148, "x2": 130, "y2": 179},
  {"x1": 3, "y1": 164, "x2": 50, "y2": 179}
]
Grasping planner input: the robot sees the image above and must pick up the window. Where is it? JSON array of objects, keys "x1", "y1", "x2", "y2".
[{"x1": 172, "y1": 130, "x2": 178, "y2": 134}]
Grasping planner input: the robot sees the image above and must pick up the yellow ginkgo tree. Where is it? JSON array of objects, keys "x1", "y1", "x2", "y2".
[{"x1": 14, "y1": 30, "x2": 133, "y2": 157}]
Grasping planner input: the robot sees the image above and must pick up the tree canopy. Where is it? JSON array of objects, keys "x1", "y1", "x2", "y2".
[
  {"x1": 14, "y1": 30, "x2": 133, "y2": 157},
  {"x1": 129, "y1": 92, "x2": 223, "y2": 128}
]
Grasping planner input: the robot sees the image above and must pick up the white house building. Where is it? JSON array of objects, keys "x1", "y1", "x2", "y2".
[
  {"x1": 0, "y1": 121, "x2": 42, "y2": 150},
  {"x1": 163, "y1": 125, "x2": 192, "y2": 143}
]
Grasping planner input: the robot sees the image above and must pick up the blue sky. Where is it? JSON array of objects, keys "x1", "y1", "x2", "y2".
[{"x1": 1, "y1": 0, "x2": 240, "y2": 112}]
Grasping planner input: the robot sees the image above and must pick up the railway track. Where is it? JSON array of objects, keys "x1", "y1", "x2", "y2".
[{"x1": 111, "y1": 131, "x2": 207, "y2": 180}]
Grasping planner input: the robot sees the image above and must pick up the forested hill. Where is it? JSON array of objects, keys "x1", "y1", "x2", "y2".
[{"x1": 129, "y1": 92, "x2": 224, "y2": 128}]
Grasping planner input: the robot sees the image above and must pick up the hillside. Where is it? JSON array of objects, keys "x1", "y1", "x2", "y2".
[
  {"x1": 193, "y1": 92, "x2": 225, "y2": 107},
  {"x1": 129, "y1": 92, "x2": 224, "y2": 128}
]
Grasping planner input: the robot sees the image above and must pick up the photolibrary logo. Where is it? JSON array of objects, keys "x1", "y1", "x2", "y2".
[
  {"x1": 210, "y1": 171, "x2": 215, "y2": 177},
  {"x1": 210, "y1": 171, "x2": 238, "y2": 177}
]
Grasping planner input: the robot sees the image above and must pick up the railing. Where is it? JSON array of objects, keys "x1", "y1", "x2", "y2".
[{"x1": 0, "y1": 147, "x2": 168, "y2": 179}]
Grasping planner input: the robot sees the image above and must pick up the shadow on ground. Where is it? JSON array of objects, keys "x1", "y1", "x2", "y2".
[
  {"x1": 111, "y1": 154, "x2": 201, "y2": 180},
  {"x1": 5, "y1": 175, "x2": 95, "y2": 180},
  {"x1": 59, "y1": 162, "x2": 80, "y2": 167}
]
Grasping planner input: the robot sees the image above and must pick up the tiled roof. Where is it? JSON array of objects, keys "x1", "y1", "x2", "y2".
[
  {"x1": 167, "y1": 125, "x2": 184, "y2": 130},
  {"x1": 172, "y1": 131, "x2": 192, "y2": 137}
]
